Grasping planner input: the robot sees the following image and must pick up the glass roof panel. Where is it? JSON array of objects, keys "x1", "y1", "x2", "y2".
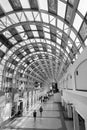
[
  {"x1": 78, "y1": 0, "x2": 87, "y2": 16},
  {"x1": 0, "y1": 21, "x2": 5, "y2": 31},
  {"x1": 79, "y1": 47, "x2": 83, "y2": 53},
  {"x1": 20, "y1": 0, "x2": 30, "y2": 8},
  {"x1": 17, "y1": 12, "x2": 26, "y2": 22},
  {"x1": 75, "y1": 38, "x2": 80, "y2": 47},
  {"x1": 32, "y1": 31, "x2": 39, "y2": 37},
  {"x1": 25, "y1": 12, "x2": 34, "y2": 21},
  {"x1": 33, "y1": 12, "x2": 41, "y2": 21},
  {"x1": 15, "y1": 26, "x2": 24, "y2": 33},
  {"x1": 73, "y1": 13, "x2": 83, "y2": 31},
  {"x1": 43, "y1": 27, "x2": 50, "y2": 33},
  {"x1": 44, "y1": 32, "x2": 50, "y2": 39},
  {"x1": 38, "y1": 0, "x2": 48, "y2": 11},
  {"x1": 41, "y1": 13, "x2": 49, "y2": 23},
  {"x1": 70, "y1": 31, "x2": 76, "y2": 41},
  {"x1": 85, "y1": 39, "x2": 87, "y2": 46},
  {"x1": 1, "y1": 17, "x2": 12, "y2": 27},
  {"x1": 58, "y1": 0, "x2": 66, "y2": 18},
  {"x1": 9, "y1": 37, "x2": 17, "y2": 45},
  {"x1": 0, "y1": 0, "x2": 87, "y2": 85},
  {"x1": 30, "y1": 25, "x2": 37, "y2": 30},
  {"x1": 0, "y1": 0, "x2": 13, "y2": 12},
  {"x1": 0, "y1": 45, "x2": 7, "y2": 53},
  {"x1": 57, "y1": 38, "x2": 61, "y2": 45},
  {"x1": 57, "y1": 19, "x2": 64, "y2": 30},
  {"x1": 3, "y1": 31, "x2": 12, "y2": 38},
  {"x1": 8, "y1": 13, "x2": 19, "y2": 24},
  {"x1": 79, "y1": 21, "x2": 87, "y2": 41},
  {"x1": 49, "y1": 15, "x2": 56, "y2": 26}
]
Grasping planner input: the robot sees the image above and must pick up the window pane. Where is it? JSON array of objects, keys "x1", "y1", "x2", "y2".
[
  {"x1": 58, "y1": 1, "x2": 66, "y2": 18},
  {"x1": 20, "y1": 0, "x2": 30, "y2": 8},
  {"x1": 78, "y1": 0, "x2": 87, "y2": 16},
  {"x1": 41, "y1": 13, "x2": 49, "y2": 23},
  {"x1": 38, "y1": 0, "x2": 48, "y2": 11},
  {"x1": 0, "y1": 0, "x2": 13, "y2": 12},
  {"x1": 73, "y1": 13, "x2": 82, "y2": 31}
]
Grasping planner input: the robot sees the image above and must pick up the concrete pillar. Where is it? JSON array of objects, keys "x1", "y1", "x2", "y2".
[
  {"x1": 64, "y1": 102, "x2": 67, "y2": 111},
  {"x1": 85, "y1": 120, "x2": 87, "y2": 130},
  {"x1": 67, "y1": 104, "x2": 73, "y2": 118},
  {"x1": 31, "y1": 90, "x2": 33, "y2": 106},
  {"x1": 27, "y1": 90, "x2": 29, "y2": 110},
  {"x1": 73, "y1": 107, "x2": 80, "y2": 130}
]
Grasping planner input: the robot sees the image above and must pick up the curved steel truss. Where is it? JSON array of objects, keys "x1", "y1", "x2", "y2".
[{"x1": 0, "y1": 0, "x2": 87, "y2": 89}]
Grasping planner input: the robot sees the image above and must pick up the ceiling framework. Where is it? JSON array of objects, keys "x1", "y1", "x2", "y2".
[{"x1": 0, "y1": 0, "x2": 87, "y2": 89}]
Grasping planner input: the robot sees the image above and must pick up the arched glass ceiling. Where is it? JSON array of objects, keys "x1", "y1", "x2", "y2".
[{"x1": 0, "y1": 0, "x2": 87, "y2": 89}]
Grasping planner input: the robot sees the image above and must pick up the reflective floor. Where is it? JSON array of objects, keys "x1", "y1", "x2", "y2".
[{"x1": 0, "y1": 93, "x2": 74, "y2": 130}]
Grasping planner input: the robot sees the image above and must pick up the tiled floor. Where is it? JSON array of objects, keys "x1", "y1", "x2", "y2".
[{"x1": 0, "y1": 93, "x2": 74, "y2": 130}]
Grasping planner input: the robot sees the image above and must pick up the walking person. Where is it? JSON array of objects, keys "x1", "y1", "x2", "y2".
[
  {"x1": 33, "y1": 110, "x2": 37, "y2": 122},
  {"x1": 39, "y1": 106, "x2": 43, "y2": 117}
]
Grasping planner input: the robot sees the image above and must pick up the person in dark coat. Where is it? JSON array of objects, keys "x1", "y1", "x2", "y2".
[
  {"x1": 33, "y1": 110, "x2": 37, "y2": 121},
  {"x1": 39, "y1": 106, "x2": 43, "y2": 117}
]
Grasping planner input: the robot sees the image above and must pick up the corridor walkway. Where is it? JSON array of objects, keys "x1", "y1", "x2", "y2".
[{"x1": 1, "y1": 93, "x2": 73, "y2": 130}]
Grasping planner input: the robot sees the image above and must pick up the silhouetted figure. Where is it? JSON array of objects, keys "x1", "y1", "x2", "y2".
[
  {"x1": 39, "y1": 106, "x2": 43, "y2": 117},
  {"x1": 33, "y1": 110, "x2": 37, "y2": 121}
]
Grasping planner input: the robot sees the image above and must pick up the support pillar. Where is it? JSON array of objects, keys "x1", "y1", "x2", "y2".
[
  {"x1": 67, "y1": 103, "x2": 73, "y2": 118},
  {"x1": 31, "y1": 90, "x2": 33, "y2": 107},
  {"x1": 27, "y1": 90, "x2": 29, "y2": 110},
  {"x1": 73, "y1": 107, "x2": 80, "y2": 130},
  {"x1": 85, "y1": 120, "x2": 87, "y2": 130}
]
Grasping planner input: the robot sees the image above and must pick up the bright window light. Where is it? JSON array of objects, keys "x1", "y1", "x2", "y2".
[
  {"x1": 3, "y1": 31, "x2": 12, "y2": 38},
  {"x1": 46, "y1": 40, "x2": 50, "y2": 44},
  {"x1": 8, "y1": 13, "x2": 19, "y2": 23},
  {"x1": 32, "y1": 31, "x2": 39, "y2": 37},
  {"x1": 70, "y1": 31, "x2": 76, "y2": 41},
  {"x1": 30, "y1": 48, "x2": 34, "y2": 52},
  {"x1": 9, "y1": 37, "x2": 17, "y2": 44},
  {"x1": 1, "y1": 17, "x2": 12, "y2": 27},
  {"x1": 75, "y1": 38, "x2": 80, "y2": 47},
  {"x1": 57, "y1": 38, "x2": 61, "y2": 45},
  {"x1": 57, "y1": 19, "x2": 63, "y2": 30},
  {"x1": 38, "y1": 0, "x2": 48, "y2": 11},
  {"x1": 0, "y1": 45, "x2": 7, "y2": 53},
  {"x1": 17, "y1": 12, "x2": 26, "y2": 22},
  {"x1": 30, "y1": 25, "x2": 37, "y2": 30},
  {"x1": 33, "y1": 12, "x2": 41, "y2": 21},
  {"x1": 49, "y1": 15, "x2": 56, "y2": 26},
  {"x1": 48, "y1": 49, "x2": 51, "y2": 52},
  {"x1": 0, "y1": 0, "x2": 13, "y2": 12},
  {"x1": 16, "y1": 26, "x2": 24, "y2": 33},
  {"x1": 41, "y1": 13, "x2": 49, "y2": 23},
  {"x1": 43, "y1": 27, "x2": 50, "y2": 33},
  {"x1": 79, "y1": 47, "x2": 83, "y2": 53},
  {"x1": 44, "y1": 32, "x2": 50, "y2": 39},
  {"x1": 20, "y1": 0, "x2": 30, "y2": 8},
  {"x1": 58, "y1": 1, "x2": 66, "y2": 18},
  {"x1": 25, "y1": 12, "x2": 34, "y2": 21},
  {"x1": 78, "y1": 0, "x2": 87, "y2": 16},
  {"x1": 66, "y1": 47, "x2": 70, "y2": 53},
  {"x1": 85, "y1": 39, "x2": 87, "y2": 46},
  {"x1": 73, "y1": 13, "x2": 82, "y2": 31}
]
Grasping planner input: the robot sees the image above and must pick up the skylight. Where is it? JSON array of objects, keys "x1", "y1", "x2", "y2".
[{"x1": 0, "y1": 0, "x2": 86, "y2": 87}]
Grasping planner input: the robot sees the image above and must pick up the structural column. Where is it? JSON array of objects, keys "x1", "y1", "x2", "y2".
[
  {"x1": 27, "y1": 90, "x2": 29, "y2": 110},
  {"x1": 67, "y1": 103, "x2": 73, "y2": 118},
  {"x1": 73, "y1": 107, "x2": 80, "y2": 130},
  {"x1": 85, "y1": 120, "x2": 87, "y2": 130},
  {"x1": 31, "y1": 90, "x2": 33, "y2": 106}
]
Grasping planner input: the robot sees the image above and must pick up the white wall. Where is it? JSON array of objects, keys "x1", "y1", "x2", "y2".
[
  {"x1": 75, "y1": 60, "x2": 87, "y2": 90},
  {"x1": 59, "y1": 47, "x2": 87, "y2": 121}
]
